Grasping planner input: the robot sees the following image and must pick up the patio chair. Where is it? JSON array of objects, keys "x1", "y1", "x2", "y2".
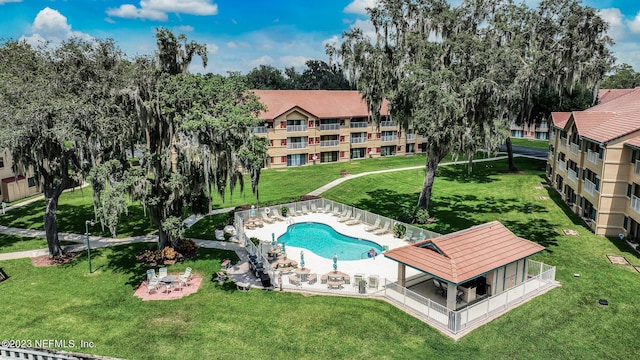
[
  {"x1": 146, "y1": 269, "x2": 160, "y2": 294},
  {"x1": 374, "y1": 221, "x2": 390, "y2": 235},
  {"x1": 158, "y1": 267, "x2": 171, "y2": 294},
  {"x1": 261, "y1": 211, "x2": 275, "y2": 224},
  {"x1": 365, "y1": 218, "x2": 381, "y2": 232},
  {"x1": 322, "y1": 204, "x2": 332, "y2": 213},
  {"x1": 368, "y1": 275, "x2": 379, "y2": 290},
  {"x1": 179, "y1": 267, "x2": 192, "y2": 289},
  {"x1": 353, "y1": 273, "x2": 365, "y2": 288},
  {"x1": 456, "y1": 289, "x2": 464, "y2": 303},
  {"x1": 301, "y1": 205, "x2": 309, "y2": 215},
  {"x1": 159, "y1": 267, "x2": 168, "y2": 278},
  {"x1": 310, "y1": 203, "x2": 319, "y2": 213},
  {"x1": 307, "y1": 273, "x2": 317, "y2": 285},
  {"x1": 289, "y1": 274, "x2": 301, "y2": 286},
  {"x1": 404, "y1": 230, "x2": 417, "y2": 243},
  {"x1": 346, "y1": 213, "x2": 361, "y2": 226},
  {"x1": 338, "y1": 209, "x2": 353, "y2": 223},
  {"x1": 331, "y1": 207, "x2": 342, "y2": 216},
  {"x1": 433, "y1": 279, "x2": 446, "y2": 296},
  {"x1": 270, "y1": 209, "x2": 284, "y2": 221}
]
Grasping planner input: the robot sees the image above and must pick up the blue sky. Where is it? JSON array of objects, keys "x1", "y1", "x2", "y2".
[{"x1": 0, "y1": 0, "x2": 639, "y2": 75}]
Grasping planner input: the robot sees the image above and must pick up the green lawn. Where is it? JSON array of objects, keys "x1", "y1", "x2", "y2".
[
  {"x1": 0, "y1": 235, "x2": 76, "y2": 254},
  {"x1": 509, "y1": 137, "x2": 550, "y2": 150},
  {"x1": 2, "y1": 157, "x2": 639, "y2": 359}
]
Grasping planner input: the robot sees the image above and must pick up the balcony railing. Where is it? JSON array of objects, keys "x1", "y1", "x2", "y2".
[
  {"x1": 252, "y1": 126, "x2": 267, "y2": 134},
  {"x1": 287, "y1": 142, "x2": 308, "y2": 150},
  {"x1": 320, "y1": 140, "x2": 340, "y2": 147},
  {"x1": 560, "y1": 138, "x2": 567, "y2": 147},
  {"x1": 286, "y1": 125, "x2": 308, "y2": 132},
  {"x1": 587, "y1": 150, "x2": 600, "y2": 165},
  {"x1": 381, "y1": 135, "x2": 397, "y2": 142},
  {"x1": 570, "y1": 143, "x2": 579, "y2": 155},
  {"x1": 350, "y1": 122, "x2": 368, "y2": 128},
  {"x1": 635, "y1": 160, "x2": 640, "y2": 176},
  {"x1": 406, "y1": 134, "x2": 416, "y2": 140},
  {"x1": 350, "y1": 137, "x2": 366, "y2": 144},
  {"x1": 558, "y1": 160, "x2": 566, "y2": 172},
  {"x1": 584, "y1": 179, "x2": 597, "y2": 196},
  {"x1": 632, "y1": 195, "x2": 640, "y2": 214},
  {"x1": 380, "y1": 121, "x2": 396, "y2": 127},
  {"x1": 319, "y1": 124, "x2": 340, "y2": 131},
  {"x1": 568, "y1": 168, "x2": 577, "y2": 182}
]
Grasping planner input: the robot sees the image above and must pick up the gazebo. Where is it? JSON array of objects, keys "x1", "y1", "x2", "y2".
[{"x1": 384, "y1": 221, "x2": 545, "y2": 310}]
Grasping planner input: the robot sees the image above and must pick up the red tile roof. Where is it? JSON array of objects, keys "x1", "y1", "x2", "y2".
[
  {"x1": 554, "y1": 87, "x2": 640, "y2": 143},
  {"x1": 384, "y1": 221, "x2": 544, "y2": 284},
  {"x1": 598, "y1": 88, "x2": 636, "y2": 104},
  {"x1": 250, "y1": 90, "x2": 389, "y2": 120},
  {"x1": 550, "y1": 112, "x2": 572, "y2": 128},
  {"x1": 625, "y1": 135, "x2": 640, "y2": 149}
]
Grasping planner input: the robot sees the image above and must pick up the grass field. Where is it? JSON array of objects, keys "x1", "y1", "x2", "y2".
[
  {"x1": 509, "y1": 137, "x2": 550, "y2": 150},
  {"x1": 2, "y1": 157, "x2": 640, "y2": 359}
]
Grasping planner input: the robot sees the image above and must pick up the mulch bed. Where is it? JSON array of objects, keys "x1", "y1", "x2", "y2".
[
  {"x1": 606, "y1": 255, "x2": 630, "y2": 265},
  {"x1": 31, "y1": 252, "x2": 79, "y2": 267}
]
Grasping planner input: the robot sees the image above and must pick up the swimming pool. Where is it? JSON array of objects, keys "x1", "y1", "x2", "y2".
[{"x1": 277, "y1": 222, "x2": 383, "y2": 260}]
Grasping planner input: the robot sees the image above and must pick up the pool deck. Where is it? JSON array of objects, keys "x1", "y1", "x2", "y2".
[{"x1": 243, "y1": 212, "x2": 422, "y2": 284}]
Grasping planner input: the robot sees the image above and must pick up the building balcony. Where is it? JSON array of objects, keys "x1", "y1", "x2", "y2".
[
  {"x1": 287, "y1": 125, "x2": 308, "y2": 132},
  {"x1": 252, "y1": 126, "x2": 267, "y2": 134},
  {"x1": 635, "y1": 160, "x2": 640, "y2": 176},
  {"x1": 319, "y1": 124, "x2": 340, "y2": 131},
  {"x1": 567, "y1": 168, "x2": 577, "y2": 182},
  {"x1": 548, "y1": 151, "x2": 554, "y2": 160},
  {"x1": 381, "y1": 135, "x2": 397, "y2": 142},
  {"x1": 560, "y1": 138, "x2": 567, "y2": 147},
  {"x1": 350, "y1": 137, "x2": 366, "y2": 144},
  {"x1": 558, "y1": 160, "x2": 566, "y2": 172},
  {"x1": 584, "y1": 179, "x2": 597, "y2": 196},
  {"x1": 380, "y1": 121, "x2": 396, "y2": 127},
  {"x1": 570, "y1": 143, "x2": 579, "y2": 155},
  {"x1": 350, "y1": 122, "x2": 368, "y2": 128},
  {"x1": 632, "y1": 195, "x2": 640, "y2": 214},
  {"x1": 406, "y1": 134, "x2": 416, "y2": 140},
  {"x1": 320, "y1": 140, "x2": 340, "y2": 148},
  {"x1": 287, "y1": 142, "x2": 308, "y2": 150},
  {"x1": 587, "y1": 150, "x2": 600, "y2": 165}
]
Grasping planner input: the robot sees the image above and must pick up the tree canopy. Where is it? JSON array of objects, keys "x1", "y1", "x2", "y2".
[
  {"x1": 601, "y1": 63, "x2": 640, "y2": 89},
  {"x1": 331, "y1": 0, "x2": 613, "y2": 215}
]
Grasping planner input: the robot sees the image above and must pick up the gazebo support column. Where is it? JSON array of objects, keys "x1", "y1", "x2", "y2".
[
  {"x1": 446, "y1": 283, "x2": 457, "y2": 310},
  {"x1": 397, "y1": 263, "x2": 406, "y2": 287}
]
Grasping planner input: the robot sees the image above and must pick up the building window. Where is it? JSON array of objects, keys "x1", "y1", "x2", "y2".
[
  {"x1": 628, "y1": 184, "x2": 633, "y2": 198},
  {"x1": 0, "y1": 157, "x2": 3, "y2": 168},
  {"x1": 632, "y1": 150, "x2": 637, "y2": 163},
  {"x1": 28, "y1": 177, "x2": 36, "y2": 187},
  {"x1": 624, "y1": 216, "x2": 629, "y2": 230}
]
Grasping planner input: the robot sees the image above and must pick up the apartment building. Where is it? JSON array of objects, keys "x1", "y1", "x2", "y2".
[
  {"x1": 509, "y1": 120, "x2": 550, "y2": 140},
  {"x1": 547, "y1": 87, "x2": 640, "y2": 238},
  {"x1": 251, "y1": 90, "x2": 425, "y2": 168},
  {"x1": 0, "y1": 152, "x2": 39, "y2": 202}
]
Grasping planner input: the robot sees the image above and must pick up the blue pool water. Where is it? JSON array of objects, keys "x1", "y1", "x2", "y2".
[{"x1": 277, "y1": 222, "x2": 383, "y2": 260}]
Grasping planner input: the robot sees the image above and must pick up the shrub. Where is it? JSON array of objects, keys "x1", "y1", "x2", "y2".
[
  {"x1": 393, "y1": 223, "x2": 407, "y2": 238},
  {"x1": 162, "y1": 247, "x2": 177, "y2": 260},
  {"x1": 399, "y1": 206, "x2": 431, "y2": 224},
  {"x1": 249, "y1": 237, "x2": 261, "y2": 247},
  {"x1": 281, "y1": 207, "x2": 289, "y2": 217},
  {"x1": 175, "y1": 238, "x2": 196, "y2": 254}
]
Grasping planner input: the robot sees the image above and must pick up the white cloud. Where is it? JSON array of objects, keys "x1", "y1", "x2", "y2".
[
  {"x1": 628, "y1": 11, "x2": 640, "y2": 34},
  {"x1": 21, "y1": 7, "x2": 92, "y2": 47},
  {"x1": 599, "y1": 8, "x2": 626, "y2": 40},
  {"x1": 323, "y1": 35, "x2": 339, "y2": 48},
  {"x1": 344, "y1": 0, "x2": 378, "y2": 15},
  {"x1": 279, "y1": 55, "x2": 308, "y2": 68},
  {"x1": 226, "y1": 41, "x2": 249, "y2": 49},
  {"x1": 0, "y1": 0, "x2": 22, "y2": 4},
  {"x1": 174, "y1": 25, "x2": 194, "y2": 32},
  {"x1": 106, "y1": 0, "x2": 218, "y2": 21},
  {"x1": 205, "y1": 42, "x2": 218, "y2": 54},
  {"x1": 246, "y1": 55, "x2": 274, "y2": 68}
]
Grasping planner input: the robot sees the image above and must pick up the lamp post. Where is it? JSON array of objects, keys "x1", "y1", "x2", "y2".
[{"x1": 85, "y1": 219, "x2": 95, "y2": 274}]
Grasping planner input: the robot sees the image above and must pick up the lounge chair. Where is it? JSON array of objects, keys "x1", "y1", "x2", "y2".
[
  {"x1": 338, "y1": 209, "x2": 353, "y2": 223},
  {"x1": 310, "y1": 203, "x2": 319, "y2": 213},
  {"x1": 331, "y1": 207, "x2": 342, "y2": 216},
  {"x1": 261, "y1": 211, "x2": 275, "y2": 224},
  {"x1": 433, "y1": 279, "x2": 446, "y2": 295},
  {"x1": 404, "y1": 230, "x2": 417, "y2": 242},
  {"x1": 374, "y1": 221, "x2": 390, "y2": 235},
  {"x1": 301, "y1": 205, "x2": 309, "y2": 215},
  {"x1": 365, "y1": 218, "x2": 381, "y2": 232},
  {"x1": 346, "y1": 213, "x2": 361, "y2": 225},
  {"x1": 322, "y1": 204, "x2": 332, "y2": 213},
  {"x1": 307, "y1": 273, "x2": 317, "y2": 285},
  {"x1": 353, "y1": 273, "x2": 364, "y2": 288},
  {"x1": 270, "y1": 209, "x2": 284, "y2": 221}
]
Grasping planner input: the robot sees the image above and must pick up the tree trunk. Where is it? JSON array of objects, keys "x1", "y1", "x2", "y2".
[
  {"x1": 417, "y1": 148, "x2": 443, "y2": 210},
  {"x1": 505, "y1": 137, "x2": 518, "y2": 172},
  {"x1": 43, "y1": 185, "x2": 64, "y2": 257}
]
